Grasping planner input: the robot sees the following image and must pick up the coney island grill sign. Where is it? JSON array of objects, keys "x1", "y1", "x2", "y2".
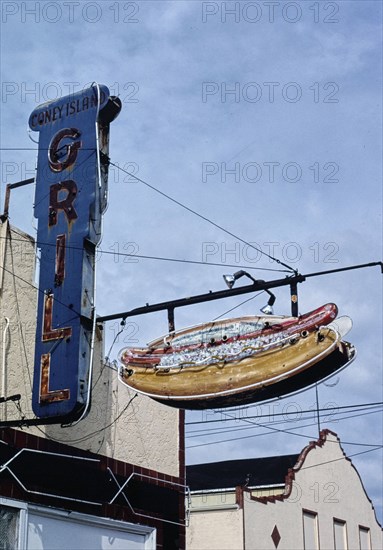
[{"x1": 29, "y1": 85, "x2": 121, "y2": 421}]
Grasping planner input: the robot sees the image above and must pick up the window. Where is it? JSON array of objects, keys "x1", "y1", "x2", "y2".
[
  {"x1": 0, "y1": 505, "x2": 20, "y2": 550},
  {"x1": 333, "y1": 519, "x2": 348, "y2": 550},
  {"x1": 303, "y1": 510, "x2": 319, "y2": 550},
  {"x1": 27, "y1": 509, "x2": 155, "y2": 550},
  {"x1": 0, "y1": 499, "x2": 155, "y2": 550},
  {"x1": 358, "y1": 526, "x2": 371, "y2": 550}
]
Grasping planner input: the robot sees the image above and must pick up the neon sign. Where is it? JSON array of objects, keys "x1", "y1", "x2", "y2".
[{"x1": 29, "y1": 85, "x2": 121, "y2": 421}]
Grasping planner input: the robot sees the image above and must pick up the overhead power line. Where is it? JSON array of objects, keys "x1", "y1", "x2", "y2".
[
  {"x1": 1, "y1": 151, "x2": 295, "y2": 271},
  {"x1": 0, "y1": 254, "x2": 82, "y2": 319},
  {"x1": 186, "y1": 408, "x2": 383, "y2": 449},
  {"x1": 300, "y1": 446, "x2": 383, "y2": 472},
  {"x1": 185, "y1": 401, "x2": 383, "y2": 425},
  {"x1": 186, "y1": 405, "x2": 383, "y2": 440},
  {"x1": 0, "y1": 235, "x2": 287, "y2": 273},
  {"x1": 108, "y1": 160, "x2": 296, "y2": 273}
]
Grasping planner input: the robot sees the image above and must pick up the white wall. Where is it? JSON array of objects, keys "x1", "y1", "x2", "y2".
[
  {"x1": 0, "y1": 223, "x2": 180, "y2": 477},
  {"x1": 186, "y1": 432, "x2": 382, "y2": 549},
  {"x1": 244, "y1": 432, "x2": 382, "y2": 549},
  {"x1": 188, "y1": 508, "x2": 244, "y2": 550}
]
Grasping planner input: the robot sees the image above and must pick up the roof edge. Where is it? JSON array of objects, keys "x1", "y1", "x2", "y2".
[
  {"x1": 248, "y1": 429, "x2": 335, "y2": 505},
  {"x1": 247, "y1": 428, "x2": 382, "y2": 529}
]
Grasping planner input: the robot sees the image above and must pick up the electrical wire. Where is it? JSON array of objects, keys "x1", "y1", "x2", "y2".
[
  {"x1": 32, "y1": 149, "x2": 97, "y2": 211},
  {"x1": 0, "y1": 235, "x2": 287, "y2": 273},
  {"x1": 186, "y1": 405, "x2": 383, "y2": 439},
  {"x1": 108, "y1": 160, "x2": 296, "y2": 273},
  {"x1": 2, "y1": 136, "x2": 379, "y2": 459},
  {"x1": 0, "y1": 149, "x2": 320, "y2": 272},
  {"x1": 185, "y1": 401, "x2": 383, "y2": 426},
  {"x1": 186, "y1": 409, "x2": 383, "y2": 449},
  {"x1": 0, "y1": 262, "x2": 82, "y2": 318},
  {"x1": 2, "y1": 152, "x2": 294, "y2": 273},
  {"x1": 186, "y1": 405, "x2": 383, "y2": 436},
  {"x1": 92, "y1": 321, "x2": 126, "y2": 390},
  {"x1": 2, "y1": 146, "x2": 380, "y2": 459},
  {"x1": 300, "y1": 446, "x2": 383, "y2": 472},
  {"x1": 36, "y1": 393, "x2": 137, "y2": 445},
  {"x1": 212, "y1": 292, "x2": 264, "y2": 320},
  {"x1": 7, "y1": 228, "x2": 34, "y2": 391},
  {"x1": 0, "y1": 147, "x2": 95, "y2": 151}
]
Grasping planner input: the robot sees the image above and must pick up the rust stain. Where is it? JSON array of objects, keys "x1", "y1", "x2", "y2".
[
  {"x1": 40, "y1": 353, "x2": 70, "y2": 404},
  {"x1": 49, "y1": 180, "x2": 78, "y2": 227},
  {"x1": 42, "y1": 293, "x2": 72, "y2": 341},
  {"x1": 55, "y1": 234, "x2": 66, "y2": 286}
]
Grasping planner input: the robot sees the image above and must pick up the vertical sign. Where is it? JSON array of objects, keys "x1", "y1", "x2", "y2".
[{"x1": 29, "y1": 85, "x2": 121, "y2": 420}]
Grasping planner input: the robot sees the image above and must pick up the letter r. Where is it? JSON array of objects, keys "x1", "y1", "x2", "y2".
[{"x1": 49, "y1": 180, "x2": 78, "y2": 226}]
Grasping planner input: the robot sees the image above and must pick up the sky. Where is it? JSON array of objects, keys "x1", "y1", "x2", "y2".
[{"x1": 0, "y1": 0, "x2": 382, "y2": 524}]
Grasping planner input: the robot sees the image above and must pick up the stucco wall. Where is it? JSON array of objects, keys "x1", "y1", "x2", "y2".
[
  {"x1": 244, "y1": 432, "x2": 382, "y2": 549},
  {"x1": 185, "y1": 432, "x2": 382, "y2": 549},
  {"x1": 188, "y1": 508, "x2": 244, "y2": 550},
  {"x1": 0, "y1": 223, "x2": 180, "y2": 477}
]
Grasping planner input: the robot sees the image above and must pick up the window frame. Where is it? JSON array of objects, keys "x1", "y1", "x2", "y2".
[
  {"x1": 333, "y1": 517, "x2": 348, "y2": 550},
  {"x1": 0, "y1": 497, "x2": 156, "y2": 550},
  {"x1": 0, "y1": 497, "x2": 28, "y2": 550},
  {"x1": 302, "y1": 509, "x2": 320, "y2": 550},
  {"x1": 358, "y1": 525, "x2": 371, "y2": 550}
]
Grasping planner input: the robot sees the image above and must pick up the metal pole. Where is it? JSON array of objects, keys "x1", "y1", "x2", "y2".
[
  {"x1": 168, "y1": 307, "x2": 175, "y2": 333},
  {"x1": 97, "y1": 276, "x2": 306, "y2": 323},
  {"x1": 1, "y1": 178, "x2": 35, "y2": 220},
  {"x1": 290, "y1": 281, "x2": 298, "y2": 317},
  {"x1": 97, "y1": 261, "x2": 382, "y2": 324},
  {"x1": 315, "y1": 383, "x2": 321, "y2": 435}
]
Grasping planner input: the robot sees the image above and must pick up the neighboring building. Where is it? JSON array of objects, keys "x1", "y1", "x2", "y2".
[
  {"x1": 187, "y1": 429, "x2": 382, "y2": 550},
  {"x1": 0, "y1": 222, "x2": 186, "y2": 549}
]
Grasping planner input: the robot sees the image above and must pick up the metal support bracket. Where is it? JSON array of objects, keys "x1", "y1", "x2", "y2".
[
  {"x1": 107, "y1": 467, "x2": 190, "y2": 527},
  {"x1": 0, "y1": 445, "x2": 102, "y2": 506}
]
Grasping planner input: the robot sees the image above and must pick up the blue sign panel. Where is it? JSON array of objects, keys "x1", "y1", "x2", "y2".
[{"x1": 29, "y1": 85, "x2": 121, "y2": 420}]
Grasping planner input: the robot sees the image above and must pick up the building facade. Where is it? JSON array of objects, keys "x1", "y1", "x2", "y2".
[
  {"x1": 187, "y1": 430, "x2": 382, "y2": 550},
  {"x1": 0, "y1": 221, "x2": 186, "y2": 549}
]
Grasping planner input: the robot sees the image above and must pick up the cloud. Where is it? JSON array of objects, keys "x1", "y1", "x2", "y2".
[{"x1": 1, "y1": 0, "x2": 381, "y2": 524}]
